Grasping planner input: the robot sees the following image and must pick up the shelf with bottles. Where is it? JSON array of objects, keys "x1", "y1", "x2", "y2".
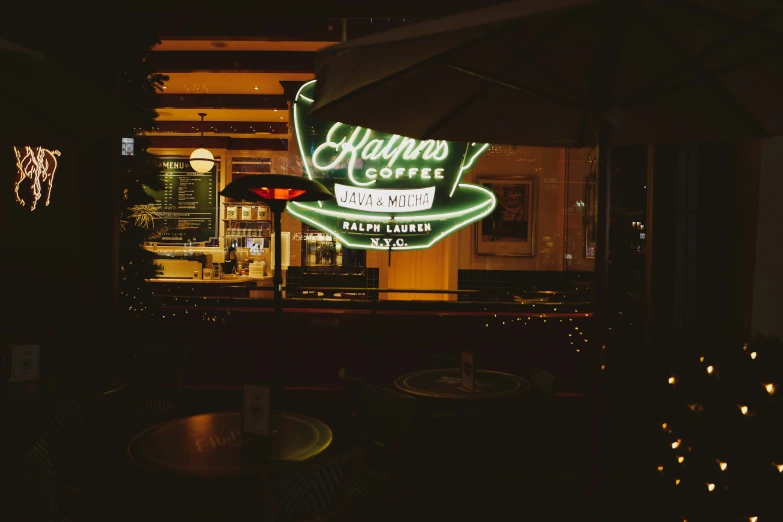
[
  {"x1": 223, "y1": 202, "x2": 269, "y2": 221},
  {"x1": 224, "y1": 221, "x2": 271, "y2": 238}
]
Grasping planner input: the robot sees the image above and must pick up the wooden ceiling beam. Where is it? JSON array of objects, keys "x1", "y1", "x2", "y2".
[
  {"x1": 149, "y1": 136, "x2": 288, "y2": 151},
  {"x1": 147, "y1": 51, "x2": 315, "y2": 73},
  {"x1": 152, "y1": 121, "x2": 288, "y2": 134},
  {"x1": 155, "y1": 94, "x2": 288, "y2": 110}
]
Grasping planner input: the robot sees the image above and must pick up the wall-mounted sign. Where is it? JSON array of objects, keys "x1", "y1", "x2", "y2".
[
  {"x1": 121, "y1": 137, "x2": 134, "y2": 156},
  {"x1": 9, "y1": 344, "x2": 40, "y2": 382},
  {"x1": 144, "y1": 156, "x2": 218, "y2": 243},
  {"x1": 288, "y1": 80, "x2": 495, "y2": 251},
  {"x1": 13, "y1": 146, "x2": 60, "y2": 211}
]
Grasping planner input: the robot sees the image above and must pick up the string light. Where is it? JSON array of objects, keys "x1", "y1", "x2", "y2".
[
  {"x1": 699, "y1": 356, "x2": 704, "y2": 362},
  {"x1": 717, "y1": 460, "x2": 727, "y2": 471},
  {"x1": 672, "y1": 439, "x2": 681, "y2": 449},
  {"x1": 751, "y1": 352, "x2": 757, "y2": 359},
  {"x1": 662, "y1": 422, "x2": 667, "y2": 430},
  {"x1": 677, "y1": 456, "x2": 684, "y2": 463},
  {"x1": 675, "y1": 479, "x2": 680, "y2": 485},
  {"x1": 706, "y1": 365, "x2": 714, "y2": 374},
  {"x1": 707, "y1": 483, "x2": 715, "y2": 492},
  {"x1": 669, "y1": 376, "x2": 676, "y2": 385},
  {"x1": 739, "y1": 405, "x2": 749, "y2": 415},
  {"x1": 764, "y1": 383, "x2": 776, "y2": 395},
  {"x1": 773, "y1": 463, "x2": 783, "y2": 473}
]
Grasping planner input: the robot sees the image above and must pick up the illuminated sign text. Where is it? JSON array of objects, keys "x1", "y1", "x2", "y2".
[{"x1": 290, "y1": 80, "x2": 495, "y2": 251}]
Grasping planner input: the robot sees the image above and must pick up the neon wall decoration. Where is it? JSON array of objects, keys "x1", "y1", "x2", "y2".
[
  {"x1": 290, "y1": 80, "x2": 495, "y2": 251},
  {"x1": 13, "y1": 145, "x2": 60, "y2": 211}
]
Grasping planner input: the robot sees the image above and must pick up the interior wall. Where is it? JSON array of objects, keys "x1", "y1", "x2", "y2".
[{"x1": 461, "y1": 146, "x2": 563, "y2": 271}]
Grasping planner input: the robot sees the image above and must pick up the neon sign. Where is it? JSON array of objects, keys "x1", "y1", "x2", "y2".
[
  {"x1": 290, "y1": 80, "x2": 495, "y2": 251},
  {"x1": 13, "y1": 146, "x2": 61, "y2": 211}
]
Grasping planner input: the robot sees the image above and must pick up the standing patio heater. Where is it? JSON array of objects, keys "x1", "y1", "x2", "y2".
[{"x1": 219, "y1": 174, "x2": 333, "y2": 405}]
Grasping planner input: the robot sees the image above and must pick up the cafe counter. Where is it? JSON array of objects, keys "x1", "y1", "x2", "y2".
[{"x1": 146, "y1": 276, "x2": 276, "y2": 298}]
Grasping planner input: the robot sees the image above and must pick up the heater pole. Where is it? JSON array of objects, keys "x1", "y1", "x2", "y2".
[{"x1": 272, "y1": 203, "x2": 285, "y2": 407}]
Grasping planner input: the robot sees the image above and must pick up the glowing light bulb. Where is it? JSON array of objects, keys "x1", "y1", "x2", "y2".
[
  {"x1": 657, "y1": 465, "x2": 664, "y2": 471},
  {"x1": 764, "y1": 383, "x2": 775, "y2": 395},
  {"x1": 677, "y1": 456, "x2": 684, "y2": 463},
  {"x1": 707, "y1": 483, "x2": 715, "y2": 492},
  {"x1": 743, "y1": 343, "x2": 748, "y2": 351},
  {"x1": 672, "y1": 439, "x2": 681, "y2": 449},
  {"x1": 749, "y1": 517, "x2": 758, "y2": 522},
  {"x1": 668, "y1": 376, "x2": 676, "y2": 385},
  {"x1": 739, "y1": 405, "x2": 749, "y2": 415},
  {"x1": 751, "y1": 352, "x2": 757, "y2": 359},
  {"x1": 662, "y1": 422, "x2": 667, "y2": 430},
  {"x1": 675, "y1": 479, "x2": 681, "y2": 485},
  {"x1": 707, "y1": 365, "x2": 714, "y2": 374},
  {"x1": 718, "y1": 460, "x2": 727, "y2": 471},
  {"x1": 775, "y1": 463, "x2": 783, "y2": 472},
  {"x1": 699, "y1": 356, "x2": 704, "y2": 362}
]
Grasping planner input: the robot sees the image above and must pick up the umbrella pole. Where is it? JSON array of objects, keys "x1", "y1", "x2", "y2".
[{"x1": 591, "y1": 127, "x2": 612, "y2": 522}]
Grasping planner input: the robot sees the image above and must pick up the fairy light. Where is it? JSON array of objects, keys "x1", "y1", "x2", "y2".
[
  {"x1": 751, "y1": 352, "x2": 757, "y2": 359},
  {"x1": 717, "y1": 460, "x2": 727, "y2": 471},
  {"x1": 675, "y1": 479, "x2": 681, "y2": 485},
  {"x1": 672, "y1": 439, "x2": 681, "y2": 449},
  {"x1": 739, "y1": 405, "x2": 749, "y2": 415},
  {"x1": 677, "y1": 456, "x2": 684, "y2": 463},
  {"x1": 662, "y1": 422, "x2": 667, "y2": 430},
  {"x1": 706, "y1": 365, "x2": 714, "y2": 374},
  {"x1": 699, "y1": 356, "x2": 704, "y2": 362},
  {"x1": 774, "y1": 463, "x2": 783, "y2": 472},
  {"x1": 707, "y1": 483, "x2": 715, "y2": 492},
  {"x1": 668, "y1": 376, "x2": 676, "y2": 385},
  {"x1": 764, "y1": 383, "x2": 776, "y2": 395}
]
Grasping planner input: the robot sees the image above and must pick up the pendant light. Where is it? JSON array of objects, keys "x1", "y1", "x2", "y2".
[{"x1": 189, "y1": 112, "x2": 214, "y2": 173}]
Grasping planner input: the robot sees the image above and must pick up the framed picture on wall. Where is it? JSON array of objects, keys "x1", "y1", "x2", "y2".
[{"x1": 475, "y1": 176, "x2": 536, "y2": 257}]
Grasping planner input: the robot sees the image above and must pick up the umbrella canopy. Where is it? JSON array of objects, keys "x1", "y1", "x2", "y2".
[
  {"x1": 219, "y1": 174, "x2": 334, "y2": 203},
  {"x1": 0, "y1": 39, "x2": 156, "y2": 140},
  {"x1": 310, "y1": 0, "x2": 783, "y2": 147}
]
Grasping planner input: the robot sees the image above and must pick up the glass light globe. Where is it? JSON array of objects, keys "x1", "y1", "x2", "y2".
[{"x1": 190, "y1": 148, "x2": 214, "y2": 173}]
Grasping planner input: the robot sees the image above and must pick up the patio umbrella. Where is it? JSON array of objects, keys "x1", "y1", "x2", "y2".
[
  {"x1": 309, "y1": 2, "x2": 783, "y2": 518},
  {"x1": 308, "y1": 0, "x2": 783, "y2": 384},
  {"x1": 220, "y1": 174, "x2": 334, "y2": 405},
  {"x1": 0, "y1": 39, "x2": 155, "y2": 139}
]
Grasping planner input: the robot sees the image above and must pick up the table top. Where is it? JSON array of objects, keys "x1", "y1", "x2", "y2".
[
  {"x1": 394, "y1": 368, "x2": 529, "y2": 399},
  {"x1": 127, "y1": 411, "x2": 332, "y2": 477}
]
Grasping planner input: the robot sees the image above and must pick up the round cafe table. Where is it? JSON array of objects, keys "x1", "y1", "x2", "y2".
[
  {"x1": 394, "y1": 368, "x2": 530, "y2": 399},
  {"x1": 127, "y1": 411, "x2": 333, "y2": 477}
]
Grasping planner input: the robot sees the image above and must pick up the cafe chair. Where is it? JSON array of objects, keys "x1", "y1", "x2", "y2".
[
  {"x1": 111, "y1": 343, "x2": 190, "y2": 430},
  {"x1": 354, "y1": 383, "x2": 422, "y2": 505},
  {"x1": 530, "y1": 366, "x2": 557, "y2": 398},
  {"x1": 426, "y1": 351, "x2": 484, "y2": 369},
  {"x1": 337, "y1": 368, "x2": 365, "y2": 441},
  {"x1": 19, "y1": 438, "x2": 112, "y2": 522},
  {"x1": 274, "y1": 445, "x2": 365, "y2": 522}
]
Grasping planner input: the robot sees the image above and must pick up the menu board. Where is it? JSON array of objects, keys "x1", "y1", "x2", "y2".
[{"x1": 144, "y1": 156, "x2": 218, "y2": 243}]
